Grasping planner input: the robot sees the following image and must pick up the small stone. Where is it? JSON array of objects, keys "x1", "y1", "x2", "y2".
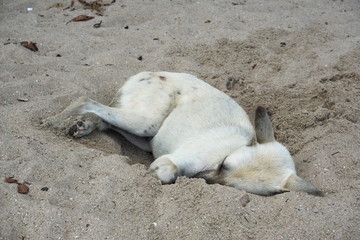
[{"x1": 239, "y1": 193, "x2": 250, "y2": 207}]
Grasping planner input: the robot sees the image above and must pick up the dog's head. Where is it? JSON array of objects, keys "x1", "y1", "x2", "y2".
[{"x1": 199, "y1": 107, "x2": 323, "y2": 196}]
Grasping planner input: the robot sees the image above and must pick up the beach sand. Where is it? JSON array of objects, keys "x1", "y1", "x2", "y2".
[{"x1": 0, "y1": 0, "x2": 359, "y2": 239}]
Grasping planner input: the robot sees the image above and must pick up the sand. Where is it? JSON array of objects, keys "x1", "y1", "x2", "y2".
[{"x1": 0, "y1": 0, "x2": 359, "y2": 239}]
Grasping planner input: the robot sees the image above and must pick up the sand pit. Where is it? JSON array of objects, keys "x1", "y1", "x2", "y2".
[{"x1": 1, "y1": 0, "x2": 359, "y2": 239}]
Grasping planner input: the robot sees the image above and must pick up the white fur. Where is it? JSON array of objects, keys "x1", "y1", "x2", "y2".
[{"x1": 46, "y1": 71, "x2": 323, "y2": 196}]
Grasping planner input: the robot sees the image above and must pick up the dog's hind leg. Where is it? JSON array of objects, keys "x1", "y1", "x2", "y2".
[
  {"x1": 44, "y1": 96, "x2": 109, "y2": 137},
  {"x1": 80, "y1": 98, "x2": 168, "y2": 137},
  {"x1": 64, "y1": 99, "x2": 153, "y2": 150}
]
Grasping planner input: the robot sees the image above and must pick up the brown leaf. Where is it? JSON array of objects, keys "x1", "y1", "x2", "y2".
[
  {"x1": 71, "y1": 15, "x2": 94, "y2": 22},
  {"x1": 78, "y1": 0, "x2": 100, "y2": 11},
  {"x1": 78, "y1": 0, "x2": 115, "y2": 13},
  {"x1": 78, "y1": 0, "x2": 89, "y2": 6},
  {"x1": 91, "y1": 2, "x2": 101, "y2": 11},
  {"x1": 17, "y1": 184, "x2": 29, "y2": 194},
  {"x1": 46, "y1": 3, "x2": 64, "y2": 10},
  {"x1": 5, "y1": 176, "x2": 18, "y2": 184},
  {"x1": 20, "y1": 41, "x2": 38, "y2": 52}
]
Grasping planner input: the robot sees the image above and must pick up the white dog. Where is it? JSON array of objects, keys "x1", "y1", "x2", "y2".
[{"x1": 46, "y1": 71, "x2": 323, "y2": 196}]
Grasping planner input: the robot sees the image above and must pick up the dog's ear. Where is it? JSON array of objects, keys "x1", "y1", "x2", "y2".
[
  {"x1": 255, "y1": 106, "x2": 275, "y2": 144},
  {"x1": 284, "y1": 174, "x2": 324, "y2": 196}
]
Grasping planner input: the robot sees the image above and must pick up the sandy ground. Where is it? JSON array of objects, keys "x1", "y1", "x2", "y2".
[{"x1": 1, "y1": 0, "x2": 359, "y2": 239}]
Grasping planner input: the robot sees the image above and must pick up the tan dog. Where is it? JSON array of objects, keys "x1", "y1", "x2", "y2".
[{"x1": 45, "y1": 71, "x2": 323, "y2": 196}]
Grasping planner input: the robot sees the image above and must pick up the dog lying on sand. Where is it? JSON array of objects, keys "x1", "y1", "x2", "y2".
[{"x1": 45, "y1": 71, "x2": 323, "y2": 196}]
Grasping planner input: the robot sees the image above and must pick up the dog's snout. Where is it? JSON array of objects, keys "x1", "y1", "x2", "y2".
[{"x1": 77, "y1": 121, "x2": 83, "y2": 127}]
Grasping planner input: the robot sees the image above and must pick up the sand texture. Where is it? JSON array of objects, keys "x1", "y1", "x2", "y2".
[{"x1": 1, "y1": 0, "x2": 359, "y2": 239}]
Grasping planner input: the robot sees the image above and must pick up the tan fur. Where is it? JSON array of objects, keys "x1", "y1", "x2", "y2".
[{"x1": 44, "y1": 71, "x2": 323, "y2": 196}]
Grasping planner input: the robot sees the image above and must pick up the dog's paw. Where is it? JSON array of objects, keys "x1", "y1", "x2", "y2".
[
  {"x1": 149, "y1": 156, "x2": 178, "y2": 184},
  {"x1": 68, "y1": 119, "x2": 92, "y2": 137}
]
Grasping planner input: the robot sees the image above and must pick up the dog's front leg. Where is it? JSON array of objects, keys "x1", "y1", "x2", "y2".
[{"x1": 149, "y1": 156, "x2": 179, "y2": 184}]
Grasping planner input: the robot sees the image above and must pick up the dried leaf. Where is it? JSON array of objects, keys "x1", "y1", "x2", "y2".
[
  {"x1": 91, "y1": 2, "x2": 101, "y2": 12},
  {"x1": 5, "y1": 176, "x2": 18, "y2": 184},
  {"x1": 17, "y1": 184, "x2": 29, "y2": 194},
  {"x1": 71, "y1": 15, "x2": 94, "y2": 22},
  {"x1": 78, "y1": 0, "x2": 115, "y2": 14},
  {"x1": 46, "y1": 3, "x2": 64, "y2": 10},
  {"x1": 78, "y1": 0, "x2": 91, "y2": 6},
  {"x1": 20, "y1": 41, "x2": 38, "y2": 52}
]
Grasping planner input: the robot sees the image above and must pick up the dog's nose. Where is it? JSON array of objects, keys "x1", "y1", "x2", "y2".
[{"x1": 77, "y1": 121, "x2": 83, "y2": 127}]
